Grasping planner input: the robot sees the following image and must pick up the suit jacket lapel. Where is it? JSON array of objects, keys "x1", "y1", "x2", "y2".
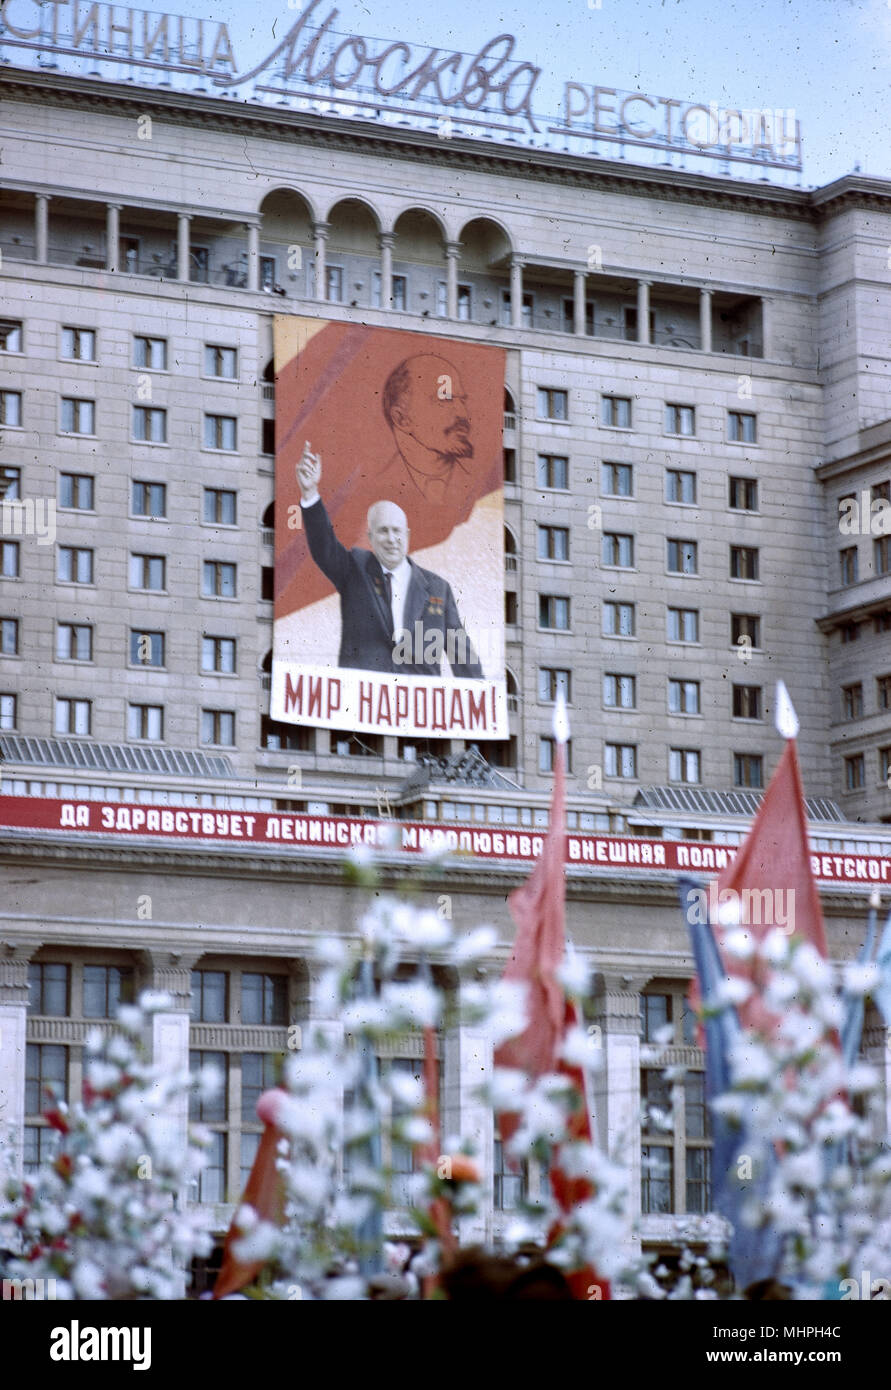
[
  {"x1": 404, "y1": 563, "x2": 431, "y2": 631},
  {"x1": 366, "y1": 554, "x2": 396, "y2": 636}
]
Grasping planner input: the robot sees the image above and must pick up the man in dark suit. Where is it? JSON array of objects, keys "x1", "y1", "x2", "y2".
[{"x1": 297, "y1": 443, "x2": 484, "y2": 678}]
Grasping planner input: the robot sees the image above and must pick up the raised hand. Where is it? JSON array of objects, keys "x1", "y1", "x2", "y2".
[{"x1": 297, "y1": 441, "x2": 322, "y2": 499}]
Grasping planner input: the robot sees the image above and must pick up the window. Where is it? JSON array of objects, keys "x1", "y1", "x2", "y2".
[
  {"x1": 190, "y1": 1051, "x2": 227, "y2": 1125},
  {"x1": 196, "y1": 1132, "x2": 226, "y2": 1204},
  {"x1": 504, "y1": 592, "x2": 517, "y2": 625},
  {"x1": 731, "y1": 614, "x2": 760, "y2": 649},
  {"x1": 730, "y1": 546, "x2": 759, "y2": 580},
  {"x1": 325, "y1": 266, "x2": 343, "y2": 302},
  {"x1": 191, "y1": 970, "x2": 228, "y2": 1023},
  {"x1": 840, "y1": 547, "x2": 859, "y2": 586},
  {"x1": 561, "y1": 297, "x2": 594, "y2": 335},
  {"x1": 733, "y1": 753, "x2": 763, "y2": 788},
  {"x1": 260, "y1": 256, "x2": 276, "y2": 292},
  {"x1": 538, "y1": 595, "x2": 570, "y2": 630},
  {"x1": 1, "y1": 542, "x2": 19, "y2": 578},
  {"x1": 538, "y1": 525, "x2": 570, "y2": 561},
  {"x1": 842, "y1": 684, "x2": 863, "y2": 720},
  {"x1": 601, "y1": 395, "x2": 632, "y2": 428},
  {"x1": 56, "y1": 623, "x2": 93, "y2": 661},
  {"x1": 873, "y1": 480, "x2": 891, "y2": 504},
  {"x1": 728, "y1": 411, "x2": 757, "y2": 443},
  {"x1": 58, "y1": 473, "x2": 94, "y2": 510},
  {"x1": 603, "y1": 601, "x2": 635, "y2": 637},
  {"x1": 539, "y1": 736, "x2": 571, "y2": 773},
  {"x1": 129, "y1": 553, "x2": 165, "y2": 591},
  {"x1": 132, "y1": 406, "x2": 167, "y2": 443},
  {"x1": 371, "y1": 272, "x2": 407, "y2": 310},
  {"x1": 0, "y1": 320, "x2": 23, "y2": 352},
  {"x1": 1, "y1": 617, "x2": 19, "y2": 655},
  {"x1": 668, "y1": 679, "x2": 700, "y2": 714},
  {"x1": 54, "y1": 697, "x2": 91, "y2": 736},
  {"x1": 503, "y1": 448, "x2": 516, "y2": 483},
  {"x1": 133, "y1": 337, "x2": 167, "y2": 371},
  {"x1": 494, "y1": 1138, "x2": 527, "y2": 1211},
  {"x1": 127, "y1": 703, "x2": 163, "y2": 741},
  {"x1": 669, "y1": 748, "x2": 701, "y2": 783},
  {"x1": 665, "y1": 470, "x2": 696, "y2": 504},
  {"x1": 729, "y1": 477, "x2": 758, "y2": 511},
  {"x1": 665, "y1": 404, "x2": 695, "y2": 436},
  {"x1": 875, "y1": 536, "x2": 891, "y2": 576},
  {"x1": 603, "y1": 673, "x2": 636, "y2": 709},
  {"x1": 61, "y1": 326, "x2": 96, "y2": 362},
  {"x1": 537, "y1": 387, "x2": 568, "y2": 421},
  {"x1": 83, "y1": 965, "x2": 134, "y2": 1018},
  {"x1": 203, "y1": 561, "x2": 236, "y2": 598},
  {"x1": 57, "y1": 546, "x2": 93, "y2": 584},
  {"x1": 878, "y1": 675, "x2": 891, "y2": 711},
  {"x1": 845, "y1": 754, "x2": 865, "y2": 791},
  {"x1": 28, "y1": 963, "x2": 69, "y2": 1015},
  {"x1": 60, "y1": 397, "x2": 95, "y2": 435},
  {"x1": 536, "y1": 454, "x2": 569, "y2": 490},
  {"x1": 261, "y1": 419, "x2": 275, "y2": 455},
  {"x1": 602, "y1": 533, "x2": 634, "y2": 568},
  {"x1": 130, "y1": 630, "x2": 165, "y2": 667},
  {"x1": 204, "y1": 415, "x2": 237, "y2": 452},
  {"x1": 201, "y1": 709, "x2": 236, "y2": 746},
  {"x1": 202, "y1": 636, "x2": 236, "y2": 674},
  {"x1": 131, "y1": 481, "x2": 167, "y2": 518},
  {"x1": 840, "y1": 622, "x2": 859, "y2": 644},
  {"x1": 203, "y1": 489, "x2": 237, "y2": 525},
  {"x1": 602, "y1": 461, "x2": 633, "y2": 496},
  {"x1": 261, "y1": 716, "x2": 312, "y2": 751},
  {"x1": 667, "y1": 607, "x2": 698, "y2": 642},
  {"x1": 26, "y1": 1043, "x2": 68, "y2": 1115},
  {"x1": 733, "y1": 684, "x2": 762, "y2": 720},
  {"x1": 880, "y1": 747, "x2": 891, "y2": 787},
  {"x1": 605, "y1": 743, "x2": 637, "y2": 778},
  {"x1": 1, "y1": 467, "x2": 20, "y2": 499},
  {"x1": 503, "y1": 290, "x2": 534, "y2": 328},
  {"x1": 0, "y1": 391, "x2": 22, "y2": 426},
  {"x1": 640, "y1": 986, "x2": 710, "y2": 1216},
  {"x1": 0, "y1": 692, "x2": 16, "y2": 729},
  {"x1": 539, "y1": 668, "x2": 571, "y2": 702},
  {"x1": 667, "y1": 539, "x2": 698, "y2": 575},
  {"x1": 242, "y1": 973, "x2": 288, "y2": 1025},
  {"x1": 242, "y1": 1053, "x2": 278, "y2": 1126},
  {"x1": 330, "y1": 731, "x2": 384, "y2": 758},
  {"x1": 204, "y1": 345, "x2": 237, "y2": 378},
  {"x1": 623, "y1": 306, "x2": 655, "y2": 341}
]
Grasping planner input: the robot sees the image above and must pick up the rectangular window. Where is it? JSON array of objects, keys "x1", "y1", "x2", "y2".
[
  {"x1": 538, "y1": 667, "x2": 571, "y2": 702},
  {"x1": 189, "y1": 1051, "x2": 227, "y2": 1124},
  {"x1": 667, "y1": 539, "x2": 698, "y2": 574},
  {"x1": 28, "y1": 962, "x2": 69, "y2": 1015},
  {"x1": 503, "y1": 290, "x2": 534, "y2": 328},
  {"x1": 1, "y1": 467, "x2": 20, "y2": 499},
  {"x1": 604, "y1": 743, "x2": 637, "y2": 778},
  {"x1": 57, "y1": 546, "x2": 93, "y2": 584},
  {"x1": 1, "y1": 617, "x2": 19, "y2": 654},
  {"x1": 61, "y1": 326, "x2": 96, "y2": 362},
  {"x1": 261, "y1": 419, "x2": 275, "y2": 455},
  {"x1": 127, "y1": 703, "x2": 163, "y2": 741},
  {"x1": 260, "y1": 256, "x2": 276, "y2": 291},
  {"x1": 728, "y1": 411, "x2": 757, "y2": 443},
  {"x1": 191, "y1": 970, "x2": 228, "y2": 1023},
  {"x1": 845, "y1": 754, "x2": 865, "y2": 791},
  {"x1": 0, "y1": 391, "x2": 22, "y2": 426},
  {"x1": 539, "y1": 736, "x2": 571, "y2": 774},
  {"x1": 537, "y1": 387, "x2": 568, "y2": 421},
  {"x1": 133, "y1": 337, "x2": 167, "y2": 371},
  {"x1": 204, "y1": 415, "x2": 237, "y2": 452},
  {"x1": 730, "y1": 546, "x2": 759, "y2": 580},
  {"x1": 56, "y1": 623, "x2": 93, "y2": 661},
  {"x1": 603, "y1": 673, "x2": 636, "y2": 709},
  {"x1": 132, "y1": 406, "x2": 167, "y2": 443},
  {"x1": 60, "y1": 397, "x2": 95, "y2": 435},
  {"x1": 83, "y1": 965, "x2": 134, "y2": 1018},
  {"x1": 641, "y1": 1142, "x2": 673, "y2": 1215},
  {"x1": 640, "y1": 993, "x2": 670, "y2": 1042},
  {"x1": 371, "y1": 272, "x2": 407, "y2": 310},
  {"x1": 733, "y1": 753, "x2": 763, "y2": 788},
  {"x1": 242, "y1": 973, "x2": 288, "y2": 1025},
  {"x1": 0, "y1": 320, "x2": 23, "y2": 353},
  {"x1": 131, "y1": 481, "x2": 167, "y2": 518},
  {"x1": 203, "y1": 345, "x2": 237, "y2": 378},
  {"x1": 538, "y1": 595, "x2": 570, "y2": 630},
  {"x1": 455, "y1": 284, "x2": 472, "y2": 320},
  {"x1": 494, "y1": 1138, "x2": 527, "y2": 1211},
  {"x1": 880, "y1": 747, "x2": 891, "y2": 787},
  {"x1": 0, "y1": 691, "x2": 16, "y2": 729},
  {"x1": 197, "y1": 1132, "x2": 226, "y2": 1204},
  {"x1": 601, "y1": 395, "x2": 632, "y2": 428},
  {"x1": 203, "y1": 561, "x2": 236, "y2": 598},
  {"x1": 872, "y1": 480, "x2": 891, "y2": 504},
  {"x1": 325, "y1": 266, "x2": 343, "y2": 302},
  {"x1": 58, "y1": 473, "x2": 94, "y2": 510},
  {"x1": 536, "y1": 454, "x2": 569, "y2": 490},
  {"x1": 129, "y1": 553, "x2": 165, "y2": 591},
  {"x1": 602, "y1": 533, "x2": 634, "y2": 568},
  {"x1": 840, "y1": 547, "x2": 859, "y2": 586},
  {"x1": 667, "y1": 607, "x2": 699, "y2": 642},
  {"x1": 203, "y1": 488, "x2": 237, "y2": 526},
  {"x1": 1, "y1": 541, "x2": 19, "y2": 578},
  {"x1": 603, "y1": 601, "x2": 635, "y2": 637},
  {"x1": 242, "y1": 1053, "x2": 278, "y2": 1124},
  {"x1": 201, "y1": 709, "x2": 236, "y2": 746},
  {"x1": 874, "y1": 536, "x2": 891, "y2": 576},
  {"x1": 668, "y1": 679, "x2": 700, "y2": 714},
  {"x1": 202, "y1": 636, "x2": 237, "y2": 673},
  {"x1": 733, "y1": 685, "x2": 763, "y2": 719},
  {"x1": 130, "y1": 630, "x2": 165, "y2": 667},
  {"x1": 665, "y1": 470, "x2": 696, "y2": 504},
  {"x1": 26, "y1": 1043, "x2": 67, "y2": 1115},
  {"x1": 54, "y1": 697, "x2": 91, "y2": 736},
  {"x1": 602, "y1": 461, "x2": 633, "y2": 496},
  {"x1": 729, "y1": 477, "x2": 758, "y2": 511},
  {"x1": 537, "y1": 525, "x2": 570, "y2": 561},
  {"x1": 665, "y1": 403, "x2": 695, "y2": 436},
  {"x1": 877, "y1": 675, "x2": 891, "y2": 711},
  {"x1": 842, "y1": 684, "x2": 863, "y2": 720},
  {"x1": 561, "y1": 298, "x2": 594, "y2": 335},
  {"x1": 669, "y1": 748, "x2": 701, "y2": 783},
  {"x1": 731, "y1": 613, "x2": 760, "y2": 649}
]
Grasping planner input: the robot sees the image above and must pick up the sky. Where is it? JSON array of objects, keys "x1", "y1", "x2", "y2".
[{"x1": 6, "y1": 0, "x2": 891, "y2": 186}]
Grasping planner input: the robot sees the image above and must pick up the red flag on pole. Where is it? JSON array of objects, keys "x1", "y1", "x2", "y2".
[{"x1": 213, "y1": 1089, "x2": 287, "y2": 1300}]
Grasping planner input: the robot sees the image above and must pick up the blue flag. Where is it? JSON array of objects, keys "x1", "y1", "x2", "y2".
[{"x1": 873, "y1": 902, "x2": 891, "y2": 1029}]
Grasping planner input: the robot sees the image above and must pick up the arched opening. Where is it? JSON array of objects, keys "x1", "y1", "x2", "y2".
[
  {"x1": 505, "y1": 666, "x2": 520, "y2": 713},
  {"x1": 391, "y1": 207, "x2": 446, "y2": 316},
  {"x1": 261, "y1": 501, "x2": 275, "y2": 537},
  {"x1": 258, "y1": 189, "x2": 313, "y2": 296},
  {"x1": 456, "y1": 218, "x2": 513, "y2": 326},
  {"x1": 504, "y1": 525, "x2": 518, "y2": 572},
  {"x1": 326, "y1": 198, "x2": 380, "y2": 307}
]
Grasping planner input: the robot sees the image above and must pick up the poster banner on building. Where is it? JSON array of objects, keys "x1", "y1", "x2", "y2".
[{"x1": 270, "y1": 317, "x2": 507, "y2": 739}]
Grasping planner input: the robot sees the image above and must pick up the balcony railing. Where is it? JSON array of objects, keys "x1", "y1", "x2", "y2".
[{"x1": 503, "y1": 412, "x2": 517, "y2": 430}]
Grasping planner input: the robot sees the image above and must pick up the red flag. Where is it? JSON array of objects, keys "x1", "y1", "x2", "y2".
[{"x1": 213, "y1": 1089, "x2": 287, "y2": 1300}]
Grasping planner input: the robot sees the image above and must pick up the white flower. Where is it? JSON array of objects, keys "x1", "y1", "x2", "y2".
[
  {"x1": 843, "y1": 962, "x2": 879, "y2": 996},
  {"x1": 138, "y1": 990, "x2": 173, "y2": 1013},
  {"x1": 782, "y1": 1150, "x2": 823, "y2": 1191},
  {"x1": 398, "y1": 1115, "x2": 434, "y2": 1146},
  {"x1": 761, "y1": 929, "x2": 792, "y2": 965},
  {"x1": 399, "y1": 909, "x2": 452, "y2": 949},
  {"x1": 71, "y1": 1259, "x2": 105, "y2": 1299},
  {"x1": 380, "y1": 979, "x2": 440, "y2": 1029},
  {"x1": 723, "y1": 928, "x2": 756, "y2": 961},
  {"x1": 484, "y1": 980, "x2": 529, "y2": 1046},
  {"x1": 232, "y1": 1220, "x2": 280, "y2": 1264},
  {"x1": 489, "y1": 1067, "x2": 530, "y2": 1112},
  {"x1": 714, "y1": 976, "x2": 753, "y2": 1007},
  {"x1": 560, "y1": 1025, "x2": 603, "y2": 1071},
  {"x1": 556, "y1": 948, "x2": 590, "y2": 997},
  {"x1": 388, "y1": 1069, "x2": 424, "y2": 1109},
  {"x1": 116, "y1": 1004, "x2": 144, "y2": 1035},
  {"x1": 790, "y1": 944, "x2": 830, "y2": 991},
  {"x1": 453, "y1": 925, "x2": 498, "y2": 964}
]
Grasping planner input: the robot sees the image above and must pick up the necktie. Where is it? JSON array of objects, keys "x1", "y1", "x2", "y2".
[{"x1": 381, "y1": 570, "x2": 394, "y2": 638}]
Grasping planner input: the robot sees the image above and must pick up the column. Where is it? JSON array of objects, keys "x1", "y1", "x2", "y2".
[
  {"x1": 699, "y1": 288, "x2": 713, "y2": 354},
  {"x1": 443, "y1": 978, "x2": 493, "y2": 1248},
  {"x1": 636, "y1": 279, "x2": 651, "y2": 344},
  {"x1": 143, "y1": 951, "x2": 197, "y2": 1166},
  {"x1": 177, "y1": 213, "x2": 192, "y2": 283},
  {"x1": 759, "y1": 296, "x2": 771, "y2": 360},
  {"x1": 313, "y1": 221, "x2": 329, "y2": 301},
  {"x1": 573, "y1": 268, "x2": 587, "y2": 337},
  {"x1": 106, "y1": 203, "x2": 121, "y2": 273},
  {"x1": 510, "y1": 256, "x2": 524, "y2": 330},
  {"x1": 246, "y1": 221, "x2": 260, "y2": 292},
  {"x1": 445, "y1": 241, "x2": 461, "y2": 319},
  {"x1": 0, "y1": 948, "x2": 32, "y2": 1180},
  {"x1": 378, "y1": 231, "x2": 394, "y2": 309},
  {"x1": 34, "y1": 194, "x2": 50, "y2": 264},
  {"x1": 590, "y1": 972, "x2": 649, "y2": 1268}
]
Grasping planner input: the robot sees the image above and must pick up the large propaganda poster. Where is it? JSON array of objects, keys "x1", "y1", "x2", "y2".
[{"x1": 271, "y1": 318, "x2": 508, "y2": 740}]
